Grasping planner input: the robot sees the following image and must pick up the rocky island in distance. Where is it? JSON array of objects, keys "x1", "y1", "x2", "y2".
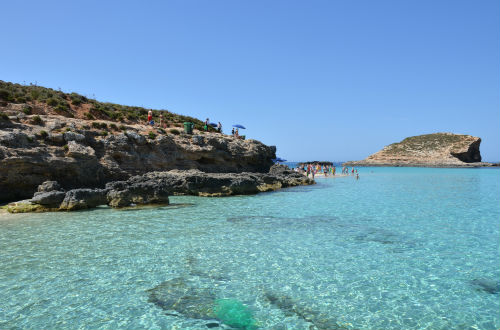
[{"x1": 343, "y1": 132, "x2": 495, "y2": 168}]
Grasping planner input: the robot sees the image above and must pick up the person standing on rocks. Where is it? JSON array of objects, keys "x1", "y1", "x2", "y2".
[
  {"x1": 148, "y1": 110, "x2": 153, "y2": 126},
  {"x1": 204, "y1": 118, "x2": 209, "y2": 131},
  {"x1": 217, "y1": 122, "x2": 222, "y2": 133}
]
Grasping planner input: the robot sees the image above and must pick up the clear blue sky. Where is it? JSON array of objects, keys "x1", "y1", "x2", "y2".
[{"x1": 2, "y1": 0, "x2": 499, "y2": 161}]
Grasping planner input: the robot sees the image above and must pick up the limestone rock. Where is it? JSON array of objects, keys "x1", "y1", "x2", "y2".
[
  {"x1": 31, "y1": 191, "x2": 66, "y2": 208},
  {"x1": 106, "y1": 181, "x2": 170, "y2": 208},
  {"x1": 66, "y1": 141, "x2": 96, "y2": 159},
  {"x1": 63, "y1": 131, "x2": 85, "y2": 143},
  {"x1": 37, "y1": 180, "x2": 62, "y2": 192},
  {"x1": 59, "y1": 188, "x2": 108, "y2": 210},
  {"x1": 0, "y1": 113, "x2": 276, "y2": 202},
  {"x1": 7, "y1": 200, "x2": 48, "y2": 213},
  {"x1": 344, "y1": 133, "x2": 491, "y2": 167}
]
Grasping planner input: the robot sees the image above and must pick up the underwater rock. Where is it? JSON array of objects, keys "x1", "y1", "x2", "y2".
[
  {"x1": 147, "y1": 277, "x2": 216, "y2": 320},
  {"x1": 470, "y1": 278, "x2": 500, "y2": 294},
  {"x1": 264, "y1": 292, "x2": 350, "y2": 330},
  {"x1": 205, "y1": 322, "x2": 220, "y2": 328}
]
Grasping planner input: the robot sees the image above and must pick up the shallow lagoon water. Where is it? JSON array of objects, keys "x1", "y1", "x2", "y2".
[{"x1": 1, "y1": 167, "x2": 499, "y2": 330}]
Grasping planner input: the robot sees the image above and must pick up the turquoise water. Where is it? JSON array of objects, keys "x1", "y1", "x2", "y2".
[{"x1": 1, "y1": 167, "x2": 499, "y2": 330}]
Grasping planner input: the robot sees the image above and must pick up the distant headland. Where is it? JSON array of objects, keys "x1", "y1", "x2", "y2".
[{"x1": 343, "y1": 133, "x2": 494, "y2": 167}]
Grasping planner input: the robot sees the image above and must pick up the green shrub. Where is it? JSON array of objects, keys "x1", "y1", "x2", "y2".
[
  {"x1": 91, "y1": 122, "x2": 107, "y2": 129},
  {"x1": 30, "y1": 89, "x2": 40, "y2": 100},
  {"x1": 148, "y1": 131, "x2": 156, "y2": 139},
  {"x1": 170, "y1": 129, "x2": 180, "y2": 135},
  {"x1": 63, "y1": 144, "x2": 69, "y2": 152},
  {"x1": 39, "y1": 130, "x2": 48, "y2": 138},
  {"x1": 119, "y1": 125, "x2": 127, "y2": 131},
  {"x1": 85, "y1": 112, "x2": 94, "y2": 120},
  {"x1": 27, "y1": 136, "x2": 33, "y2": 143},
  {"x1": 110, "y1": 123, "x2": 118, "y2": 130},
  {"x1": 66, "y1": 127, "x2": 71, "y2": 132},
  {"x1": 46, "y1": 98, "x2": 58, "y2": 106},
  {"x1": 70, "y1": 93, "x2": 83, "y2": 105},
  {"x1": 22, "y1": 106, "x2": 32, "y2": 115},
  {"x1": 82, "y1": 125, "x2": 90, "y2": 130},
  {"x1": 0, "y1": 89, "x2": 12, "y2": 101},
  {"x1": 0, "y1": 112, "x2": 10, "y2": 121},
  {"x1": 31, "y1": 115, "x2": 43, "y2": 125},
  {"x1": 101, "y1": 131, "x2": 108, "y2": 136},
  {"x1": 126, "y1": 112, "x2": 138, "y2": 120}
]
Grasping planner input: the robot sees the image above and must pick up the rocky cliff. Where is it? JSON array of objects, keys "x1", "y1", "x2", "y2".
[
  {"x1": 344, "y1": 133, "x2": 491, "y2": 167},
  {"x1": 0, "y1": 105, "x2": 276, "y2": 203}
]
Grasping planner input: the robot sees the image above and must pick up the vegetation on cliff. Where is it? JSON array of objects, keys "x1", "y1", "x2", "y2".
[{"x1": 0, "y1": 80, "x2": 213, "y2": 131}]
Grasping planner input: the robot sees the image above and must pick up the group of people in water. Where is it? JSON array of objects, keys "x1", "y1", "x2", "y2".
[{"x1": 294, "y1": 164, "x2": 359, "y2": 180}]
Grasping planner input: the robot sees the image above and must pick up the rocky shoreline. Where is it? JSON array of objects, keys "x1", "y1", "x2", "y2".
[
  {"x1": 0, "y1": 111, "x2": 277, "y2": 202},
  {"x1": 6, "y1": 164, "x2": 314, "y2": 213}
]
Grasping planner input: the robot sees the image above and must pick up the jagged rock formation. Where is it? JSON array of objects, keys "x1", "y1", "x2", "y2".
[
  {"x1": 6, "y1": 165, "x2": 314, "y2": 212},
  {"x1": 0, "y1": 113, "x2": 276, "y2": 202},
  {"x1": 344, "y1": 133, "x2": 491, "y2": 167}
]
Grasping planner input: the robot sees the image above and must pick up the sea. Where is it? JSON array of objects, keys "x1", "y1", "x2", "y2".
[{"x1": 0, "y1": 166, "x2": 499, "y2": 330}]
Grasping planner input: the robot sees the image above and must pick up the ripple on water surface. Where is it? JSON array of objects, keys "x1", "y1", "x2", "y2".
[{"x1": 0, "y1": 167, "x2": 499, "y2": 330}]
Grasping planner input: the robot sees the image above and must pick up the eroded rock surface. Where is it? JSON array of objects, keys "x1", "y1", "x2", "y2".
[
  {"x1": 7, "y1": 165, "x2": 314, "y2": 212},
  {"x1": 0, "y1": 114, "x2": 276, "y2": 202},
  {"x1": 344, "y1": 133, "x2": 491, "y2": 167}
]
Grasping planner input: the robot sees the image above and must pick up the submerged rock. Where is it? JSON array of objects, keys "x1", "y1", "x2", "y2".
[
  {"x1": 147, "y1": 277, "x2": 216, "y2": 320},
  {"x1": 264, "y1": 292, "x2": 349, "y2": 330},
  {"x1": 470, "y1": 278, "x2": 500, "y2": 294}
]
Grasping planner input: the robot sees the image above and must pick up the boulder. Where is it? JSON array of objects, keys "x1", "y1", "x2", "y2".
[
  {"x1": 31, "y1": 191, "x2": 66, "y2": 208},
  {"x1": 107, "y1": 181, "x2": 170, "y2": 208},
  {"x1": 59, "y1": 188, "x2": 108, "y2": 211},
  {"x1": 63, "y1": 131, "x2": 86, "y2": 143},
  {"x1": 66, "y1": 141, "x2": 96, "y2": 159},
  {"x1": 37, "y1": 180, "x2": 62, "y2": 192},
  {"x1": 7, "y1": 200, "x2": 48, "y2": 213}
]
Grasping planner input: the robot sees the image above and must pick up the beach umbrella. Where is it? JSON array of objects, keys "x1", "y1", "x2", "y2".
[{"x1": 232, "y1": 124, "x2": 246, "y2": 129}]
